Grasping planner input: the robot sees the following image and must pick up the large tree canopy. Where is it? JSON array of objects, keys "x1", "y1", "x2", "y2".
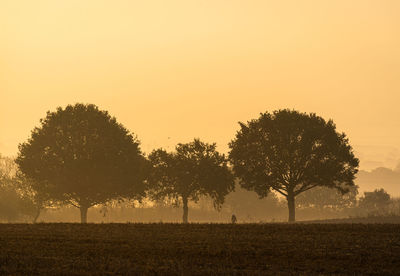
[
  {"x1": 229, "y1": 109, "x2": 359, "y2": 222},
  {"x1": 148, "y1": 139, "x2": 234, "y2": 223},
  {"x1": 16, "y1": 104, "x2": 147, "y2": 223}
]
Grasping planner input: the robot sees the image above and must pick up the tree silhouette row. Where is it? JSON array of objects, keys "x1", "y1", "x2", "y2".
[{"x1": 16, "y1": 104, "x2": 359, "y2": 223}]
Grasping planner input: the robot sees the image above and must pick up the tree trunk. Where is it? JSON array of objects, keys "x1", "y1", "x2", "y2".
[
  {"x1": 33, "y1": 207, "x2": 41, "y2": 223},
  {"x1": 80, "y1": 205, "x2": 89, "y2": 224},
  {"x1": 182, "y1": 196, "x2": 189, "y2": 224},
  {"x1": 287, "y1": 192, "x2": 296, "y2": 222}
]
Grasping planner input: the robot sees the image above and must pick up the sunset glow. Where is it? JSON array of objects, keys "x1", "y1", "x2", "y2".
[{"x1": 1, "y1": 0, "x2": 399, "y2": 170}]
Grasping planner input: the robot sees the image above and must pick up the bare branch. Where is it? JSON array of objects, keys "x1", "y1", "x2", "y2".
[
  {"x1": 273, "y1": 188, "x2": 288, "y2": 197},
  {"x1": 295, "y1": 184, "x2": 318, "y2": 196},
  {"x1": 69, "y1": 200, "x2": 79, "y2": 208}
]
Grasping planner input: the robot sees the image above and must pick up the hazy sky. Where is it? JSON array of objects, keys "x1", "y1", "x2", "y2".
[{"x1": 1, "y1": 0, "x2": 400, "y2": 170}]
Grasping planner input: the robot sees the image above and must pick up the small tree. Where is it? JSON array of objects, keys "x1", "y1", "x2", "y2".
[
  {"x1": 148, "y1": 139, "x2": 234, "y2": 223},
  {"x1": 0, "y1": 185, "x2": 35, "y2": 222},
  {"x1": 359, "y1": 188, "x2": 391, "y2": 216},
  {"x1": 229, "y1": 109, "x2": 359, "y2": 222},
  {"x1": 0, "y1": 155, "x2": 36, "y2": 222},
  {"x1": 16, "y1": 104, "x2": 148, "y2": 223},
  {"x1": 15, "y1": 174, "x2": 58, "y2": 223}
]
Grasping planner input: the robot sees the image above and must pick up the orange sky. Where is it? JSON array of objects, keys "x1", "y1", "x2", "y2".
[{"x1": 1, "y1": 0, "x2": 400, "y2": 171}]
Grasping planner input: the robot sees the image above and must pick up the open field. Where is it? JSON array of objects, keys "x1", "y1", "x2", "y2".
[
  {"x1": 303, "y1": 216, "x2": 400, "y2": 224},
  {"x1": 1, "y1": 223, "x2": 400, "y2": 275}
]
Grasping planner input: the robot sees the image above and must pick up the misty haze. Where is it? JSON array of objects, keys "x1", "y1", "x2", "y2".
[{"x1": 1, "y1": 0, "x2": 400, "y2": 275}]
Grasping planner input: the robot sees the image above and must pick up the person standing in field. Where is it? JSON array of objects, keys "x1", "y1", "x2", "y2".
[{"x1": 231, "y1": 214, "x2": 237, "y2": 224}]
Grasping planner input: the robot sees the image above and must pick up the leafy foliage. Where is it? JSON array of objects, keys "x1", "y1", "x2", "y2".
[
  {"x1": 0, "y1": 155, "x2": 36, "y2": 222},
  {"x1": 16, "y1": 104, "x2": 148, "y2": 222},
  {"x1": 229, "y1": 109, "x2": 359, "y2": 221},
  {"x1": 148, "y1": 139, "x2": 234, "y2": 222},
  {"x1": 359, "y1": 188, "x2": 391, "y2": 215},
  {"x1": 0, "y1": 185, "x2": 35, "y2": 222}
]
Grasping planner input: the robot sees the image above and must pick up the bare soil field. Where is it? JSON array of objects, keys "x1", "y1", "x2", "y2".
[
  {"x1": 1, "y1": 223, "x2": 400, "y2": 275},
  {"x1": 303, "y1": 216, "x2": 400, "y2": 224}
]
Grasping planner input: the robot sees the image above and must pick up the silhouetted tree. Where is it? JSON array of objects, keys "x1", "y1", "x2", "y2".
[
  {"x1": 148, "y1": 139, "x2": 234, "y2": 223},
  {"x1": 359, "y1": 188, "x2": 391, "y2": 215},
  {"x1": 0, "y1": 185, "x2": 36, "y2": 222},
  {"x1": 229, "y1": 109, "x2": 359, "y2": 222},
  {"x1": 0, "y1": 155, "x2": 36, "y2": 222},
  {"x1": 16, "y1": 104, "x2": 147, "y2": 223},
  {"x1": 14, "y1": 174, "x2": 58, "y2": 223}
]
